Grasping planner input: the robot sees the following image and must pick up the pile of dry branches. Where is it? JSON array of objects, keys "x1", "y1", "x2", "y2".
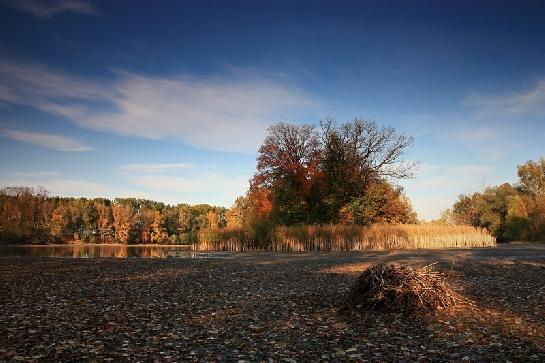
[{"x1": 343, "y1": 263, "x2": 473, "y2": 314}]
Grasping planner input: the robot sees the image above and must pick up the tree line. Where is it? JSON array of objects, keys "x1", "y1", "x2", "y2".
[
  {"x1": 443, "y1": 158, "x2": 545, "y2": 242},
  {"x1": 0, "y1": 187, "x2": 225, "y2": 244}
]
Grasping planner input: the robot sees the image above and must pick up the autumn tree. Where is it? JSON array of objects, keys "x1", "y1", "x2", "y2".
[
  {"x1": 320, "y1": 118, "x2": 414, "y2": 221},
  {"x1": 207, "y1": 210, "x2": 220, "y2": 229},
  {"x1": 177, "y1": 205, "x2": 193, "y2": 233},
  {"x1": 340, "y1": 181, "x2": 417, "y2": 225},
  {"x1": 80, "y1": 200, "x2": 98, "y2": 242},
  {"x1": 112, "y1": 204, "x2": 133, "y2": 244},
  {"x1": 0, "y1": 188, "x2": 229, "y2": 245},
  {"x1": 448, "y1": 158, "x2": 545, "y2": 242},
  {"x1": 49, "y1": 203, "x2": 72, "y2": 242},
  {"x1": 450, "y1": 194, "x2": 479, "y2": 226},
  {"x1": 250, "y1": 118, "x2": 416, "y2": 226},
  {"x1": 518, "y1": 158, "x2": 545, "y2": 195},
  {"x1": 253, "y1": 122, "x2": 322, "y2": 224},
  {"x1": 137, "y1": 209, "x2": 154, "y2": 243},
  {"x1": 226, "y1": 196, "x2": 250, "y2": 228},
  {"x1": 0, "y1": 187, "x2": 50, "y2": 243},
  {"x1": 96, "y1": 202, "x2": 114, "y2": 243},
  {"x1": 161, "y1": 207, "x2": 179, "y2": 238},
  {"x1": 150, "y1": 209, "x2": 167, "y2": 244}
]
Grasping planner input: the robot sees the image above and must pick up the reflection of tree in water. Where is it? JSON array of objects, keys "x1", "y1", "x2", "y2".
[
  {"x1": 113, "y1": 247, "x2": 127, "y2": 258},
  {"x1": 0, "y1": 245, "x2": 196, "y2": 258}
]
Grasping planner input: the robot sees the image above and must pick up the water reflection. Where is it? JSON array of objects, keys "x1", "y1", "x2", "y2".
[{"x1": 0, "y1": 245, "x2": 216, "y2": 258}]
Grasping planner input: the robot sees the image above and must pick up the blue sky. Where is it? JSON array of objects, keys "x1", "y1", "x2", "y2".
[{"x1": 1, "y1": 0, "x2": 544, "y2": 220}]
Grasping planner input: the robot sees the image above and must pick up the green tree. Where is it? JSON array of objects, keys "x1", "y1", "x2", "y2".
[
  {"x1": 518, "y1": 158, "x2": 545, "y2": 195},
  {"x1": 340, "y1": 181, "x2": 416, "y2": 225}
]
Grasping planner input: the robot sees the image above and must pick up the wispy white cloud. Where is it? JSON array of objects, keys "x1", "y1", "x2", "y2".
[
  {"x1": 442, "y1": 124, "x2": 510, "y2": 160},
  {"x1": 0, "y1": 56, "x2": 318, "y2": 153},
  {"x1": 0, "y1": 170, "x2": 248, "y2": 207},
  {"x1": 411, "y1": 164, "x2": 493, "y2": 190},
  {"x1": 2, "y1": 0, "x2": 98, "y2": 18},
  {"x1": 0, "y1": 178, "x2": 107, "y2": 197},
  {"x1": 117, "y1": 161, "x2": 249, "y2": 207},
  {"x1": 0, "y1": 56, "x2": 106, "y2": 105},
  {"x1": 1, "y1": 129, "x2": 93, "y2": 152},
  {"x1": 122, "y1": 171, "x2": 249, "y2": 207},
  {"x1": 448, "y1": 127, "x2": 500, "y2": 144},
  {"x1": 119, "y1": 163, "x2": 193, "y2": 174},
  {"x1": 80, "y1": 73, "x2": 317, "y2": 152},
  {"x1": 10, "y1": 171, "x2": 61, "y2": 178},
  {"x1": 464, "y1": 78, "x2": 545, "y2": 117},
  {"x1": 38, "y1": 178, "x2": 107, "y2": 195}
]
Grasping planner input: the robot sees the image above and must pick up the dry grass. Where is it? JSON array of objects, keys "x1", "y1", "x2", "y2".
[
  {"x1": 272, "y1": 224, "x2": 495, "y2": 251},
  {"x1": 193, "y1": 224, "x2": 496, "y2": 251},
  {"x1": 193, "y1": 228, "x2": 264, "y2": 251}
]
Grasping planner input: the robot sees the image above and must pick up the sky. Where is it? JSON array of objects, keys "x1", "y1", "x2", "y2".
[{"x1": 1, "y1": 0, "x2": 544, "y2": 220}]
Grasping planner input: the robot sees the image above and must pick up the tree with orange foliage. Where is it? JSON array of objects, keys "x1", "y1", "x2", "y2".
[
  {"x1": 249, "y1": 119, "x2": 415, "y2": 226},
  {"x1": 96, "y1": 202, "x2": 114, "y2": 243},
  {"x1": 252, "y1": 122, "x2": 322, "y2": 224},
  {"x1": 112, "y1": 204, "x2": 133, "y2": 244}
]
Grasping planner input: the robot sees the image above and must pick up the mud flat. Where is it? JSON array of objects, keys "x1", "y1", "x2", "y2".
[{"x1": 1, "y1": 245, "x2": 544, "y2": 361}]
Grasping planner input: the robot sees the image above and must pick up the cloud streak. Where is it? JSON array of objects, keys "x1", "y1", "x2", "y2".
[
  {"x1": 10, "y1": 171, "x2": 61, "y2": 177},
  {"x1": 464, "y1": 78, "x2": 545, "y2": 117},
  {"x1": 2, "y1": 0, "x2": 98, "y2": 18},
  {"x1": 122, "y1": 171, "x2": 249, "y2": 207},
  {"x1": 119, "y1": 163, "x2": 193, "y2": 173},
  {"x1": 117, "y1": 162, "x2": 249, "y2": 206},
  {"x1": 1, "y1": 129, "x2": 93, "y2": 152},
  {"x1": 80, "y1": 73, "x2": 317, "y2": 152},
  {"x1": 0, "y1": 56, "x2": 318, "y2": 153},
  {"x1": 0, "y1": 178, "x2": 108, "y2": 197}
]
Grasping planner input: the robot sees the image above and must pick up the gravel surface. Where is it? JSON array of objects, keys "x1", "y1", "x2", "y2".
[{"x1": 1, "y1": 245, "x2": 544, "y2": 362}]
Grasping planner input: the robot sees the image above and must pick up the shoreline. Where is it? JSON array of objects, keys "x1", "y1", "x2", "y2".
[{"x1": 0, "y1": 243, "x2": 193, "y2": 248}]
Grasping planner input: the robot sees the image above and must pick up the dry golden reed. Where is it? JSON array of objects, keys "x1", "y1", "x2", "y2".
[
  {"x1": 193, "y1": 228, "x2": 266, "y2": 252},
  {"x1": 193, "y1": 224, "x2": 496, "y2": 251}
]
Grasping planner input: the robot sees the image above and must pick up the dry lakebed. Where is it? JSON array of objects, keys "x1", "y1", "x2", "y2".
[{"x1": 1, "y1": 244, "x2": 544, "y2": 362}]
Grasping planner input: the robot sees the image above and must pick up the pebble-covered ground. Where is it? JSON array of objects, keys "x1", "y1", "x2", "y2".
[{"x1": 1, "y1": 245, "x2": 544, "y2": 362}]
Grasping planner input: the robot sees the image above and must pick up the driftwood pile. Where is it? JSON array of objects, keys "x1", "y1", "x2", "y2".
[{"x1": 343, "y1": 263, "x2": 473, "y2": 314}]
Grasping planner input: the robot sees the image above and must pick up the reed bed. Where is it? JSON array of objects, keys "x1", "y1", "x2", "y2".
[
  {"x1": 193, "y1": 224, "x2": 496, "y2": 251},
  {"x1": 192, "y1": 228, "x2": 267, "y2": 251}
]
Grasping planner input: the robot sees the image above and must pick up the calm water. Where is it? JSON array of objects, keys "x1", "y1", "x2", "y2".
[{"x1": 0, "y1": 244, "x2": 221, "y2": 258}]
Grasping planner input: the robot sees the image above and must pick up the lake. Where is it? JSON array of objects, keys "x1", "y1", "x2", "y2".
[{"x1": 0, "y1": 244, "x2": 223, "y2": 258}]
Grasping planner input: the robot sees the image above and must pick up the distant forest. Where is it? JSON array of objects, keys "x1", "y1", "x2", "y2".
[{"x1": 0, "y1": 189, "x2": 226, "y2": 244}]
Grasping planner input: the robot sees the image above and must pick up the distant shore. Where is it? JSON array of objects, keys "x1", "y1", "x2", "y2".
[{"x1": 0, "y1": 243, "x2": 192, "y2": 247}]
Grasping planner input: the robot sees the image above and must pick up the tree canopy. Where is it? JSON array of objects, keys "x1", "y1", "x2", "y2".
[
  {"x1": 0, "y1": 188, "x2": 226, "y2": 244},
  {"x1": 444, "y1": 157, "x2": 545, "y2": 242},
  {"x1": 248, "y1": 118, "x2": 416, "y2": 226}
]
